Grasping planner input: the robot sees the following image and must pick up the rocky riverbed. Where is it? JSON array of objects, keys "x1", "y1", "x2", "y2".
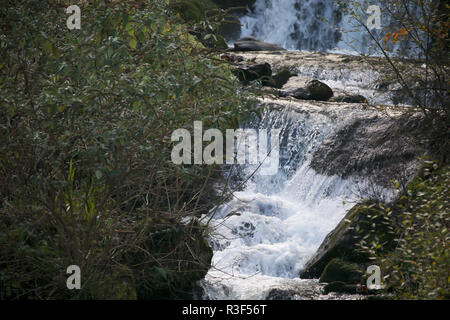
[{"x1": 199, "y1": 46, "x2": 431, "y2": 300}]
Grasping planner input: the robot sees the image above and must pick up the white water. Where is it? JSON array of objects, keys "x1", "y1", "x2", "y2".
[
  {"x1": 239, "y1": 0, "x2": 421, "y2": 56},
  {"x1": 200, "y1": 104, "x2": 393, "y2": 300},
  {"x1": 240, "y1": 0, "x2": 343, "y2": 52}
]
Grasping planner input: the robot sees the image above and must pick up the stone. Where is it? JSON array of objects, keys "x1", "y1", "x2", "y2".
[
  {"x1": 270, "y1": 69, "x2": 296, "y2": 89},
  {"x1": 233, "y1": 37, "x2": 286, "y2": 52},
  {"x1": 323, "y1": 281, "x2": 357, "y2": 294},
  {"x1": 299, "y1": 204, "x2": 379, "y2": 279},
  {"x1": 266, "y1": 289, "x2": 298, "y2": 300},
  {"x1": 305, "y1": 79, "x2": 333, "y2": 101},
  {"x1": 319, "y1": 258, "x2": 363, "y2": 284},
  {"x1": 333, "y1": 94, "x2": 367, "y2": 103},
  {"x1": 279, "y1": 88, "x2": 311, "y2": 100},
  {"x1": 279, "y1": 79, "x2": 333, "y2": 101},
  {"x1": 309, "y1": 114, "x2": 427, "y2": 188},
  {"x1": 233, "y1": 62, "x2": 272, "y2": 83}
]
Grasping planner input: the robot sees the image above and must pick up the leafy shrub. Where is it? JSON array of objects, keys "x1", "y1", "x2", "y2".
[
  {"x1": 359, "y1": 162, "x2": 449, "y2": 299},
  {"x1": 0, "y1": 0, "x2": 252, "y2": 299}
]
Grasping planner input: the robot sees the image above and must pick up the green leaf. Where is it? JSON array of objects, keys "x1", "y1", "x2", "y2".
[{"x1": 129, "y1": 38, "x2": 137, "y2": 50}]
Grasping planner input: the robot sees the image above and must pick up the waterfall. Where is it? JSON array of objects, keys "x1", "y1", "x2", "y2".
[
  {"x1": 240, "y1": 0, "x2": 343, "y2": 51},
  {"x1": 238, "y1": 0, "x2": 422, "y2": 56},
  {"x1": 199, "y1": 101, "x2": 396, "y2": 300}
]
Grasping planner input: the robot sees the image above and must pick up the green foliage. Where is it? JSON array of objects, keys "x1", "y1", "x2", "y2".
[
  {"x1": 169, "y1": 0, "x2": 210, "y2": 23},
  {"x1": 169, "y1": 0, "x2": 236, "y2": 49},
  {"x1": 0, "y1": 0, "x2": 252, "y2": 299},
  {"x1": 359, "y1": 162, "x2": 449, "y2": 299}
]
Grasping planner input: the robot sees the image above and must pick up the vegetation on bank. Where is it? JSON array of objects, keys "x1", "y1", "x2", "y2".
[
  {"x1": 303, "y1": 162, "x2": 449, "y2": 300},
  {"x1": 338, "y1": 0, "x2": 449, "y2": 300},
  {"x1": 358, "y1": 162, "x2": 449, "y2": 300},
  {"x1": 0, "y1": 0, "x2": 253, "y2": 299}
]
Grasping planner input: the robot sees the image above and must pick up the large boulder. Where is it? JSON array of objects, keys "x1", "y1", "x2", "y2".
[
  {"x1": 319, "y1": 258, "x2": 363, "y2": 284},
  {"x1": 305, "y1": 79, "x2": 333, "y2": 101},
  {"x1": 280, "y1": 79, "x2": 333, "y2": 101},
  {"x1": 299, "y1": 203, "x2": 389, "y2": 279},
  {"x1": 233, "y1": 37, "x2": 286, "y2": 52},
  {"x1": 309, "y1": 113, "x2": 427, "y2": 188}
]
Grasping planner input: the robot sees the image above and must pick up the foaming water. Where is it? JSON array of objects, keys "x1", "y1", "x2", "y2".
[
  {"x1": 239, "y1": 0, "x2": 421, "y2": 56},
  {"x1": 240, "y1": 0, "x2": 342, "y2": 52},
  {"x1": 200, "y1": 105, "x2": 392, "y2": 300}
]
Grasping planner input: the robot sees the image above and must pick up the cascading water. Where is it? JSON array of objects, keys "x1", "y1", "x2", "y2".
[
  {"x1": 199, "y1": 101, "x2": 395, "y2": 300},
  {"x1": 238, "y1": 0, "x2": 422, "y2": 56},
  {"x1": 240, "y1": 0, "x2": 343, "y2": 52}
]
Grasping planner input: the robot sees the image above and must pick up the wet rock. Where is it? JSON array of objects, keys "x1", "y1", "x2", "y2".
[
  {"x1": 232, "y1": 221, "x2": 256, "y2": 238},
  {"x1": 309, "y1": 114, "x2": 428, "y2": 188},
  {"x1": 377, "y1": 81, "x2": 391, "y2": 91},
  {"x1": 305, "y1": 79, "x2": 333, "y2": 101},
  {"x1": 233, "y1": 62, "x2": 272, "y2": 83},
  {"x1": 233, "y1": 37, "x2": 286, "y2": 52},
  {"x1": 323, "y1": 281, "x2": 358, "y2": 294},
  {"x1": 280, "y1": 79, "x2": 333, "y2": 101},
  {"x1": 266, "y1": 69, "x2": 296, "y2": 89},
  {"x1": 319, "y1": 258, "x2": 363, "y2": 284},
  {"x1": 266, "y1": 288, "x2": 298, "y2": 300},
  {"x1": 324, "y1": 282, "x2": 382, "y2": 296},
  {"x1": 299, "y1": 203, "x2": 386, "y2": 279},
  {"x1": 280, "y1": 87, "x2": 311, "y2": 100},
  {"x1": 333, "y1": 94, "x2": 367, "y2": 103}
]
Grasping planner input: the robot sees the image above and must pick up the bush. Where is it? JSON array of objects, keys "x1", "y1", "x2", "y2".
[
  {"x1": 0, "y1": 0, "x2": 252, "y2": 299},
  {"x1": 360, "y1": 162, "x2": 449, "y2": 299}
]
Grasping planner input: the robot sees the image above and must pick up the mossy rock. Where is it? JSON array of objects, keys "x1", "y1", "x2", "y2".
[
  {"x1": 300, "y1": 202, "x2": 393, "y2": 279},
  {"x1": 319, "y1": 258, "x2": 363, "y2": 284}
]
